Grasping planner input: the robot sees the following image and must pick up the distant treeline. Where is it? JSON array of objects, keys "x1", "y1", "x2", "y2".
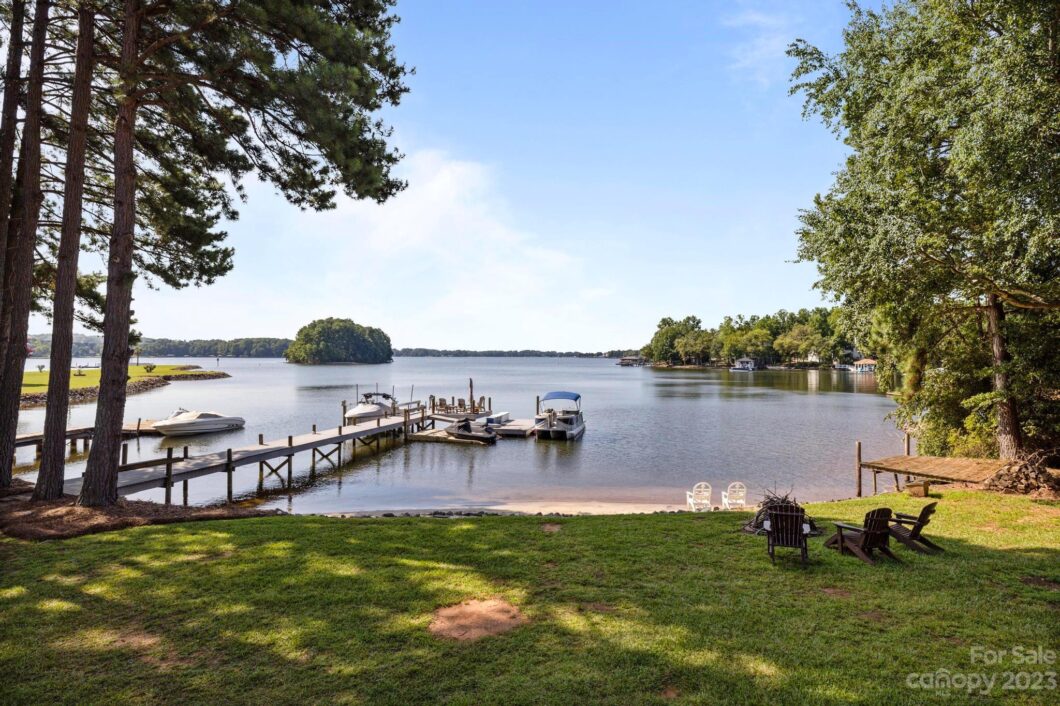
[
  {"x1": 395, "y1": 349, "x2": 638, "y2": 359},
  {"x1": 642, "y1": 308, "x2": 857, "y2": 366},
  {"x1": 28, "y1": 334, "x2": 291, "y2": 358}
]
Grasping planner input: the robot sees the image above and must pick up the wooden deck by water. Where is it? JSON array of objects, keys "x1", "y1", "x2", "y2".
[{"x1": 861, "y1": 454, "x2": 1008, "y2": 484}]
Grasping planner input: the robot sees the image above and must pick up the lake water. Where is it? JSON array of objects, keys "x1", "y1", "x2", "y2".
[{"x1": 16, "y1": 357, "x2": 904, "y2": 512}]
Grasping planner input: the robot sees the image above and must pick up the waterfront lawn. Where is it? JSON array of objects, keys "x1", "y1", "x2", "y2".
[
  {"x1": 20, "y1": 365, "x2": 200, "y2": 395},
  {"x1": 0, "y1": 490, "x2": 1057, "y2": 704}
]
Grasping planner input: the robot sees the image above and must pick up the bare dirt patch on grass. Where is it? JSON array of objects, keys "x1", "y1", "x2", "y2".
[
  {"x1": 428, "y1": 599, "x2": 528, "y2": 641},
  {"x1": 821, "y1": 587, "x2": 851, "y2": 598},
  {"x1": 541, "y1": 523, "x2": 563, "y2": 533},
  {"x1": 0, "y1": 496, "x2": 283, "y2": 541},
  {"x1": 1020, "y1": 576, "x2": 1060, "y2": 591},
  {"x1": 660, "y1": 686, "x2": 680, "y2": 699},
  {"x1": 859, "y1": 610, "x2": 887, "y2": 623},
  {"x1": 580, "y1": 602, "x2": 616, "y2": 613}
]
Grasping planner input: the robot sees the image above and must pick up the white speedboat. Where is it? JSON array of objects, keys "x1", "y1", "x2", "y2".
[
  {"x1": 344, "y1": 392, "x2": 398, "y2": 422},
  {"x1": 730, "y1": 357, "x2": 756, "y2": 372},
  {"x1": 152, "y1": 408, "x2": 246, "y2": 437},
  {"x1": 534, "y1": 391, "x2": 586, "y2": 441}
]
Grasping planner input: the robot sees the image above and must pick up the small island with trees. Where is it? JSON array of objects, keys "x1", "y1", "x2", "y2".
[{"x1": 284, "y1": 318, "x2": 393, "y2": 365}]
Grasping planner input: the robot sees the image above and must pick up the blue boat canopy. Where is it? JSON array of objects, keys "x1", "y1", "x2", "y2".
[{"x1": 542, "y1": 391, "x2": 581, "y2": 402}]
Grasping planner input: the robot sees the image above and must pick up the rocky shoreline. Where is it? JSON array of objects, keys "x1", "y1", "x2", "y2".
[{"x1": 19, "y1": 368, "x2": 231, "y2": 409}]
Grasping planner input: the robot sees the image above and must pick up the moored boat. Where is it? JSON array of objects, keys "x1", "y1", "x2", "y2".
[
  {"x1": 152, "y1": 408, "x2": 246, "y2": 437},
  {"x1": 730, "y1": 357, "x2": 756, "y2": 372},
  {"x1": 534, "y1": 391, "x2": 586, "y2": 441},
  {"x1": 445, "y1": 419, "x2": 497, "y2": 444},
  {"x1": 345, "y1": 392, "x2": 398, "y2": 422}
]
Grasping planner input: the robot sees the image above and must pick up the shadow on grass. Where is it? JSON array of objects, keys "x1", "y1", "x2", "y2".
[{"x1": 0, "y1": 491, "x2": 1057, "y2": 704}]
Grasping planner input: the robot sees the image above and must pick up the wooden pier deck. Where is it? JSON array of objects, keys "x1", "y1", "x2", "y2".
[
  {"x1": 61, "y1": 414, "x2": 421, "y2": 499},
  {"x1": 861, "y1": 454, "x2": 1008, "y2": 484},
  {"x1": 14, "y1": 417, "x2": 160, "y2": 451},
  {"x1": 491, "y1": 419, "x2": 537, "y2": 438}
]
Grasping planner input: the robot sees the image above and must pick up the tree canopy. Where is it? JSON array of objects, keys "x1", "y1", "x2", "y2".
[
  {"x1": 641, "y1": 308, "x2": 853, "y2": 366},
  {"x1": 789, "y1": 0, "x2": 1060, "y2": 458},
  {"x1": 285, "y1": 318, "x2": 392, "y2": 365}
]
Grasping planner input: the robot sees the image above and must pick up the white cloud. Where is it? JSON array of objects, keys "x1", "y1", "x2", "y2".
[
  {"x1": 119, "y1": 149, "x2": 634, "y2": 350},
  {"x1": 721, "y1": 6, "x2": 799, "y2": 88}
]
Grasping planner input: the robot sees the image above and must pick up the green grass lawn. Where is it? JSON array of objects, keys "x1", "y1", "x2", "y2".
[
  {"x1": 20, "y1": 365, "x2": 201, "y2": 395},
  {"x1": 1, "y1": 490, "x2": 1057, "y2": 704}
]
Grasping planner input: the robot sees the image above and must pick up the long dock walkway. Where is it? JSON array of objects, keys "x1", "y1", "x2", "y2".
[{"x1": 62, "y1": 413, "x2": 425, "y2": 499}]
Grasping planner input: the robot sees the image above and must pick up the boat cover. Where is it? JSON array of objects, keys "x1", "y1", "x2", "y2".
[{"x1": 542, "y1": 391, "x2": 581, "y2": 402}]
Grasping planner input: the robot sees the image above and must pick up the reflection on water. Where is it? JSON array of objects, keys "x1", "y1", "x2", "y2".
[{"x1": 15, "y1": 358, "x2": 901, "y2": 511}]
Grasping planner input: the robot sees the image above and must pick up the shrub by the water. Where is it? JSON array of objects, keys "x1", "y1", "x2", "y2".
[{"x1": 285, "y1": 318, "x2": 392, "y2": 365}]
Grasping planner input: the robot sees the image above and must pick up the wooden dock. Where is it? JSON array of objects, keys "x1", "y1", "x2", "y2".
[
  {"x1": 15, "y1": 419, "x2": 161, "y2": 456},
  {"x1": 491, "y1": 419, "x2": 536, "y2": 438},
  {"x1": 407, "y1": 427, "x2": 491, "y2": 446},
  {"x1": 855, "y1": 435, "x2": 1008, "y2": 495},
  {"x1": 61, "y1": 412, "x2": 429, "y2": 501}
]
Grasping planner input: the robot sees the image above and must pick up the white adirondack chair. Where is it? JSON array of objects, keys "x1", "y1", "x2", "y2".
[
  {"x1": 686, "y1": 482, "x2": 713, "y2": 512},
  {"x1": 722, "y1": 482, "x2": 747, "y2": 510}
]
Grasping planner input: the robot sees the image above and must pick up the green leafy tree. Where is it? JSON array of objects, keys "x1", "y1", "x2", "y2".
[
  {"x1": 285, "y1": 318, "x2": 392, "y2": 364},
  {"x1": 646, "y1": 316, "x2": 700, "y2": 364},
  {"x1": 789, "y1": 0, "x2": 1060, "y2": 459}
]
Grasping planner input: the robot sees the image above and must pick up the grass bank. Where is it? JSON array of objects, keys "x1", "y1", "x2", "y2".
[
  {"x1": 0, "y1": 490, "x2": 1056, "y2": 704},
  {"x1": 20, "y1": 365, "x2": 218, "y2": 395}
]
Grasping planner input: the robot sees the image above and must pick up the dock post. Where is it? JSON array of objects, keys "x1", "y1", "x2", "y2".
[
  {"x1": 376, "y1": 418, "x2": 380, "y2": 428},
  {"x1": 258, "y1": 461, "x2": 264, "y2": 491},
  {"x1": 121, "y1": 443, "x2": 128, "y2": 466},
  {"x1": 536, "y1": 396, "x2": 540, "y2": 414},
  {"x1": 488, "y1": 397, "x2": 492, "y2": 412},
  {"x1": 83, "y1": 438, "x2": 90, "y2": 452},
  {"x1": 872, "y1": 470, "x2": 878, "y2": 495},
  {"x1": 258, "y1": 433, "x2": 264, "y2": 445},
  {"x1": 287, "y1": 436, "x2": 294, "y2": 487},
  {"x1": 312, "y1": 423, "x2": 317, "y2": 433},
  {"x1": 183, "y1": 445, "x2": 189, "y2": 459},
  {"x1": 903, "y1": 432, "x2": 912, "y2": 482},
  {"x1": 136, "y1": 418, "x2": 142, "y2": 434},
  {"x1": 69, "y1": 436, "x2": 76, "y2": 453},
  {"x1": 855, "y1": 441, "x2": 862, "y2": 497},
  {"x1": 226, "y1": 448, "x2": 233, "y2": 503},
  {"x1": 341, "y1": 400, "x2": 347, "y2": 425},
  {"x1": 35, "y1": 441, "x2": 42, "y2": 458},
  {"x1": 164, "y1": 448, "x2": 174, "y2": 504},
  {"x1": 182, "y1": 479, "x2": 188, "y2": 506}
]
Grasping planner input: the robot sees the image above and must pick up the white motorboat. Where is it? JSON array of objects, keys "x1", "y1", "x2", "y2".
[
  {"x1": 534, "y1": 391, "x2": 586, "y2": 441},
  {"x1": 344, "y1": 392, "x2": 398, "y2": 422},
  {"x1": 729, "y1": 357, "x2": 756, "y2": 372},
  {"x1": 152, "y1": 408, "x2": 246, "y2": 437}
]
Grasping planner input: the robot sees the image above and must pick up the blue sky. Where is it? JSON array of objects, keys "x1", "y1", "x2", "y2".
[{"x1": 52, "y1": 0, "x2": 857, "y2": 351}]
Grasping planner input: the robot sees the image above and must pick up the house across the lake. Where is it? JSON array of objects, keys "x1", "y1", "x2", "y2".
[{"x1": 853, "y1": 357, "x2": 877, "y2": 373}]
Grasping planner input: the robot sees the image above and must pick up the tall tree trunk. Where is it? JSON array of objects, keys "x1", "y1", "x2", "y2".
[
  {"x1": 0, "y1": 0, "x2": 26, "y2": 330},
  {"x1": 35, "y1": 3, "x2": 96, "y2": 501},
  {"x1": 0, "y1": 0, "x2": 51, "y2": 488},
  {"x1": 985, "y1": 294, "x2": 1023, "y2": 460},
  {"x1": 80, "y1": 0, "x2": 140, "y2": 506}
]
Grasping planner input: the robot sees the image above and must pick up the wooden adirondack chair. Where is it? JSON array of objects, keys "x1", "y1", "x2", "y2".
[
  {"x1": 686, "y1": 482, "x2": 712, "y2": 511},
  {"x1": 764, "y1": 503, "x2": 810, "y2": 565},
  {"x1": 825, "y1": 508, "x2": 898, "y2": 565},
  {"x1": 889, "y1": 502, "x2": 943, "y2": 554}
]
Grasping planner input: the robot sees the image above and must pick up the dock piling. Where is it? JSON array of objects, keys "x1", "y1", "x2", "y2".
[
  {"x1": 855, "y1": 441, "x2": 862, "y2": 497},
  {"x1": 182, "y1": 479, "x2": 188, "y2": 506},
  {"x1": 164, "y1": 448, "x2": 174, "y2": 504},
  {"x1": 226, "y1": 448, "x2": 233, "y2": 503},
  {"x1": 258, "y1": 433, "x2": 264, "y2": 445},
  {"x1": 121, "y1": 443, "x2": 128, "y2": 466}
]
